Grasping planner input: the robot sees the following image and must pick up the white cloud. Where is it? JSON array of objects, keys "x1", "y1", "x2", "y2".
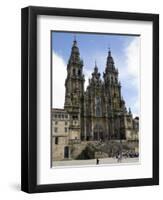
[
  {"x1": 118, "y1": 37, "x2": 140, "y2": 117},
  {"x1": 120, "y1": 38, "x2": 140, "y2": 89},
  {"x1": 52, "y1": 52, "x2": 67, "y2": 108},
  {"x1": 125, "y1": 38, "x2": 140, "y2": 88}
]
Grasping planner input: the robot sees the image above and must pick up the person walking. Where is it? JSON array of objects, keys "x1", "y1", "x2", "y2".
[{"x1": 96, "y1": 158, "x2": 99, "y2": 165}]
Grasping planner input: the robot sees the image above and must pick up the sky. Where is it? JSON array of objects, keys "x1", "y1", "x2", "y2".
[{"x1": 52, "y1": 31, "x2": 140, "y2": 117}]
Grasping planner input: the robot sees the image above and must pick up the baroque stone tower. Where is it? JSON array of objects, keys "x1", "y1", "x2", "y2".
[
  {"x1": 103, "y1": 49, "x2": 125, "y2": 139},
  {"x1": 64, "y1": 38, "x2": 85, "y2": 140}
]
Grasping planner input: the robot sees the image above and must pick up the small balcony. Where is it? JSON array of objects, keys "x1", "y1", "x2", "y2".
[{"x1": 68, "y1": 139, "x2": 81, "y2": 144}]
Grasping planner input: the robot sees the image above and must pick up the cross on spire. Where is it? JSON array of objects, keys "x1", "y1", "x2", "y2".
[
  {"x1": 108, "y1": 43, "x2": 111, "y2": 56},
  {"x1": 108, "y1": 48, "x2": 111, "y2": 57},
  {"x1": 73, "y1": 35, "x2": 77, "y2": 47},
  {"x1": 94, "y1": 60, "x2": 98, "y2": 72}
]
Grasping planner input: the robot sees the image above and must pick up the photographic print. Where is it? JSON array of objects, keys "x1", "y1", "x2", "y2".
[
  {"x1": 21, "y1": 6, "x2": 159, "y2": 193},
  {"x1": 51, "y1": 32, "x2": 140, "y2": 167}
]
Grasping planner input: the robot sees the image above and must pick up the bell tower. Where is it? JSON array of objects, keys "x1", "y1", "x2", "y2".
[
  {"x1": 64, "y1": 38, "x2": 84, "y2": 110},
  {"x1": 103, "y1": 49, "x2": 126, "y2": 139},
  {"x1": 103, "y1": 49, "x2": 122, "y2": 112},
  {"x1": 64, "y1": 38, "x2": 85, "y2": 140}
]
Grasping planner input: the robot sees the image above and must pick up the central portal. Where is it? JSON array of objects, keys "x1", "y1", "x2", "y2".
[{"x1": 93, "y1": 124, "x2": 104, "y2": 141}]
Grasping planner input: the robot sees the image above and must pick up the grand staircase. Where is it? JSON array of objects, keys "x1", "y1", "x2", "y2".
[{"x1": 69, "y1": 140, "x2": 138, "y2": 159}]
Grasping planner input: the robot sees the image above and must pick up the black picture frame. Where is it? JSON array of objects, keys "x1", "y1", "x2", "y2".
[{"x1": 21, "y1": 6, "x2": 159, "y2": 193}]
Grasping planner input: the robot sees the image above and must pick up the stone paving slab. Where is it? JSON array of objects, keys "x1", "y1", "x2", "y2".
[{"x1": 52, "y1": 157, "x2": 139, "y2": 167}]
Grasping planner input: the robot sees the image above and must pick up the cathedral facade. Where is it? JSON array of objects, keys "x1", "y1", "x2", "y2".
[{"x1": 52, "y1": 39, "x2": 139, "y2": 161}]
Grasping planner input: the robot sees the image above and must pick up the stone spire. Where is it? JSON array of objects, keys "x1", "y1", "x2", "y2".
[
  {"x1": 87, "y1": 61, "x2": 102, "y2": 88},
  {"x1": 120, "y1": 96, "x2": 127, "y2": 113},
  {"x1": 64, "y1": 38, "x2": 84, "y2": 110},
  {"x1": 128, "y1": 107, "x2": 132, "y2": 115},
  {"x1": 106, "y1": 49, "x2": 115, "y2": 72},
  {"x1": 103, "y1": 49, "x2": 118, "y2": 86},
  {"x1": 68, "y1": 37, "x2": 81, "y2": 66},
  {"x1": 92, "y1": 61, "x2": 101, "y2": 81},
  {"x1": 94, "y1": 60, "x2": 98, "y2": 73},
  {"x1": 73, "y1": 35, "x2": 77, "y2": 47}
]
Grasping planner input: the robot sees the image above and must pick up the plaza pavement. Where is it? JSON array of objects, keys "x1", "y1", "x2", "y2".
[{"x1": 52, "y1": 157, "x2": 139, "y2": 167}]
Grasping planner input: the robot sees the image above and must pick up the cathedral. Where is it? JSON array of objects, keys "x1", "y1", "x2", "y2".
[{"x1": 52, "y1": 38, "x2": 139, "y2": 161}]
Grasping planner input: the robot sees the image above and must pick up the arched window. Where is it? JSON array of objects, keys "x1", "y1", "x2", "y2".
[
  {"x1": 111, "y1": 76, "x2": 113, "y2": 83},
  {"x1": 73, "y1": 68, "x2": 76, "y2": 76},
  {"x1": 78, "y1": 69, "x2": 81, "y2": 76},
  {"x1": 95, "y1": 96, "x2": 101, "y2": 117}
]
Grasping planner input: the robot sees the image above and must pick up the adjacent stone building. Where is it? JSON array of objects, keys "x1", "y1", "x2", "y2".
[
  {"x1": 52, "y1": 38, "x2": 139, "y2": 161},
  {"x1": 52, "y1": 109, "x2": 70, "y2": 160}
]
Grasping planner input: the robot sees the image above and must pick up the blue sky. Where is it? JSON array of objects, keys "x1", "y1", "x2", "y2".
[{"x1": 52, "y1": 31, "x2": 140, "y2": 117}]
